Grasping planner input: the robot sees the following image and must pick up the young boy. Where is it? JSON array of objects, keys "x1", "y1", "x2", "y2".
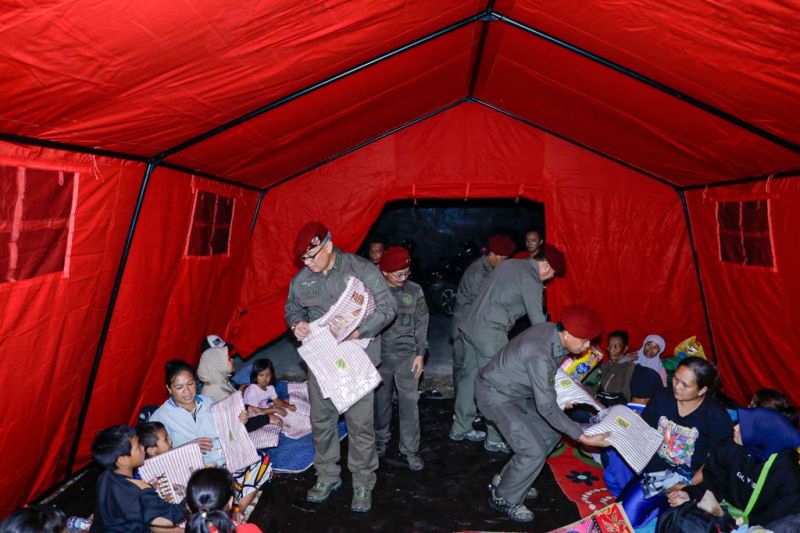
[
  {"x1": 91, "y1": 425, "x2": 185, "y2": 533},
  {"x1": 373, "y1": 246, "x2": 429, "y2": 471}
]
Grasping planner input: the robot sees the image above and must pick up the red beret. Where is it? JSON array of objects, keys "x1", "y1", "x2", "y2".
[
  {"x1": 542, "y1": 243, "x2": 566, "y2": 276},
  {"x1": 380, "y1": 246, "x2": 411, "y2": 273},
  {"x1": 560, "y1": 305, "x2": 603, "y2": 340},
  {"x1": 294, "y1": 221, "x2": 330, "y2": 256},
  {"x1": 488, "y1": 235, "x2": 515, "y2": 257}
]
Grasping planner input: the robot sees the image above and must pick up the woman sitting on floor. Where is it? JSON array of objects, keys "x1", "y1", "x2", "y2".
[
  {"x1": 620, "y1": 356, "x2": 732, "y2": 527},
  {"x1": 662, "y1": 407, "x2": 800, "y2": 532},
  {"x1": 633, "y1": 334, "x2": 667, "y2": 386},
  {"x1": 197, "y1": 345, "x2": 237, "y2": 402},
  {"x1": 150, "y1": 359, "x2": 272, "y2": 516}
]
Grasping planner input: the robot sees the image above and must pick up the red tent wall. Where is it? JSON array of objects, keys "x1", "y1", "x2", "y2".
[
  {"x1": 0, "y1": 142, "x2": 145, "y2": 516},
  {"x1": 73, "y1": 168, "x2": 260, "y2": 467},
  {"x1": 230, "y1": 103, "x2": 708, "y2": 361},
  {"x1": 685, "y1": 179, "x2": 800, "y2": 408}
]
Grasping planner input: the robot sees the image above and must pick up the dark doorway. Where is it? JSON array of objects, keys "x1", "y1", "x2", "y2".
[{"x1": 360, "y1": 198, "x2": 545, "y2": 314}]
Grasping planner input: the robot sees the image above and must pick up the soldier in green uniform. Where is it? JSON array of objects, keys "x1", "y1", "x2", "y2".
[
  {"x1": 450, "y1": 244, "x2": 565, "y2": 451},
  {"x1": 451, "y1": 235, "x2": 516, "y2": 401},
  {"x1": 373, "y1": 246, "x2": 429, "y2": 471},
  {"x1": 285, "y1": 222, "x2": 397, "y2": 513},
  {"x1": 476, "y1": 305, "x2": 610, "y2": 522}
]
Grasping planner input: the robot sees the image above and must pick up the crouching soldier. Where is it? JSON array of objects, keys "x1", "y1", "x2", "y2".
[{"x1": 374, "y1": 246, "x2": 429, "y2": 471}]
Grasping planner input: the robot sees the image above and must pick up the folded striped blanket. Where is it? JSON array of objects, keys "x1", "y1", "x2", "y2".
[
  {"x1": 248, "y1": 423, "x2": 281, "y2": 449},
  {"x1": 211, "y1": 391, "x2": 260, "y2": 472},
  {"x1": 583, "y1": 405, "x2": 663, "y2": 474},
  {"x1": 298, "y1": 276, "x2": 382, "y2": 414},
  {"x1": 554, "y1": 369, "x2": 604, "y2": 412},
  {"x1": 138, "y1": 443, "x2": 204, "y2": 503}
]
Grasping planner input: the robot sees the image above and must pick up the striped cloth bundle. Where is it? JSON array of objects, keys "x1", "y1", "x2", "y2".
[
  {"x1": 582, "y1": 404, "x2": 663, "y2": 474},
  {"x1": 554, "y1": 369, "x2": 605, "y2": 412},
  {"x1": 308, "y1": 276, "x2": 376, "y2": 341},
  {"x1": 248, "y1": 423, "x2": 281, "y2": 449},
  {"x1": 277, "y1": 381, "x2": 312, "y2": 439},
  {"x1": 138, "y1": 442, "x2": 204, "y2": 504},
  {"x1": 211, "y1": 391, "x2": 260, "y2": 472},
  {"x1": 298, "y1": 276, "x2": 381, "y2": 414}
]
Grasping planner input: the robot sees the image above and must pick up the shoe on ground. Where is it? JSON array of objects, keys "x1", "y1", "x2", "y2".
[
  {"x1": 449, "y1": 428, "x2": 487, "y2": 442},
  {"x1": 490, "y1": 474, "x2": 538, "y2": 500},
  {"x1": 484, "y1": 439, "x2": 512, "y2": 453},
  {"x1": 405, "y1": 453, "x2": 425, "y2": 471},
  {"x1": 306, "y1": 479, "x2": 342, "y2": 503},
  {"x1": 488, "y1": 487, "x2": 534, "y2": 522},
  {"x1": 351, "y1": 486, "x2": 372, "y2": 512}
]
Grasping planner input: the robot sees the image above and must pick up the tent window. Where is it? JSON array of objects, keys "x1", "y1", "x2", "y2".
[
  {"x1": 0, "y1": 165, "x2": 77, "y2": 283},
  {"x1": 717, "y1": 200, "x2": 774, "y2": 268},
  {"x1": 187, "y1": 191, "x2": 234, "y2": 256}
]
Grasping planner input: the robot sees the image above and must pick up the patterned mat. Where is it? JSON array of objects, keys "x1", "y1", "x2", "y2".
[
  {"x1": 547, "y1": 503, "x2": 634, "y2": 533},
  {"x1": 547, "y1": 441, "x2": 615, "y2": 517}
]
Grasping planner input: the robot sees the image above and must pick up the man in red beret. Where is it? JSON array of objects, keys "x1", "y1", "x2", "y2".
[
  {"x1": 373, "y1": 246, "x2": 429, "y2": 472},
  {"x1": 475, "y1": 305, "x2": 611, "y2": 523},
  {"x1": 285, "y1": 222, "x2": 397, "y2": 513},
  {"x1": 450, "y1": 235, "x2": 515, "y2": 407},
  {"x1": 450, "y1": 243, "x2": 566, "y2": 450}
]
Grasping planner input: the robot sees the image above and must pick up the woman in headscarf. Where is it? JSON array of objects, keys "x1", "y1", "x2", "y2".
[
  {"x1": 634, "y1": 334, "x2": 667, "y2": 386},
  {"x1": 197, "y1": 345, "x2": 236, "y2": 402},
  {"x1": 664, "y1": 407, "x2": 800, "y2": 532}
]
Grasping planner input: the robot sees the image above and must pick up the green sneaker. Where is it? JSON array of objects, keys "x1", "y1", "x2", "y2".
[
  {"x1": 449, "y1": 428, "x2": 487, "y2": 442},
  {"x1": 306, "y1": 479, "x2": 342, "y2": 503},
  {"x1": 351, "y1": 486, "x2": 372, "y2": 512},
  {"x1": 490, "y1": 474, "x2": 538, "y2": 500},
  {"x1": 405, "y1": 453, "x2": 425, "y2": 471}
]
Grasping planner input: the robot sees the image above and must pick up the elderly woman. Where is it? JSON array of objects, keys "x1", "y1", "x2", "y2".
[
  {"x1": 150, "y1": 359, "x2": 271, "y2": 514},
  {"x1": 663, "y1": 407, "x2": 800, "y2": 532},
  {"x1": 634, "y1": 334, "x2": 667, "y2": 386},
  {"x1": 620, "y1": 356, "x2": 733, "y2": 527}
]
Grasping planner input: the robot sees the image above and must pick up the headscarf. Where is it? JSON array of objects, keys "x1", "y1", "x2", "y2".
[
  {"x1": 738, "y1": 407, "x2": 800, "y2": 462},
  {"x1": 197, "y1": 346, "x2": 235, "y2": 401},
  {"x1": 635, "y1": 334, "x2": 667, "y2": 385}
]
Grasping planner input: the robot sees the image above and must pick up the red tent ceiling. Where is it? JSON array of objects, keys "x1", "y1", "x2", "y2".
[{"x1": 2, "y1": 0, "x2": 798, "y2": 188}]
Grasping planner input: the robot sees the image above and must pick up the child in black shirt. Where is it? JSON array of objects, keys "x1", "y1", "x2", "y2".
[{"x1": 90, "y1": 425, "x2": 185, "y2": 533}]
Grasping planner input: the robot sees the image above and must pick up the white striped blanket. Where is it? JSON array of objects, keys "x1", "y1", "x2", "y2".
[
  {"x1": 138, "y1": 442, "x2": 204, "y2": 504},
  {"x1": 309, "y1": 276, "x2": 376, "y2": 341},
  {"x1": 554, "y1": 369, "x2": 605, "y2": 412},
  {"x1": 277, "y1": 381, "x2": 312, "y2": 438},
  {"x1": 298, "y1": 330, "x2": 381, "y2": 414},
  {"x1": 211, "y1": 391, "x2": 260, "y2": 472},
  {"x1": 248, "y1": 423, "x2": 281, "y2": 449},
  {"x1": 583, "y1": 405, "x2": 663, "y2": 474}
]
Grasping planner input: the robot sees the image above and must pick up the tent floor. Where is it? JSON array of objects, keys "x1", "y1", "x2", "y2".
[{"x1": 50, "y1": 398, "x2": 579, "y2": 532}]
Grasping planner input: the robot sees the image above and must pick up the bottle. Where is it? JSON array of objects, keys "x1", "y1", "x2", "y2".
[{"x1": 65, "y1": 516, "x2": 91, "y2": 532}]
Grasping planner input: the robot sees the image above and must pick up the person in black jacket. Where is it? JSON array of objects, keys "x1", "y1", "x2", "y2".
[{"x1": 665, "y1": 407, "x2": 800, "y2": 532}]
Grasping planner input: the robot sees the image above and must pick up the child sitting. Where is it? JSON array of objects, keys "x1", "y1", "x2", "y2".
[
  {"x1": 750, "y1": 388, "x2": 799, "y2": 426},
  {"x1": 90, "y1": 425, "x2": 185, "y2": 533},
  {"x1": 136, "y1": 421, "x2": 173, "y2": 459},
  {"x1": 242, "y1": 359, "x2": 294, "y2": 431},
  {"x1": 185, "y1": 468, "x2": 263, "y2": 533}
]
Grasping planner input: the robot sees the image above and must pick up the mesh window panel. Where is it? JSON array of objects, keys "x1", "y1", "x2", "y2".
[
  {"x1": 187, "y1": 192, "x2": 233, "y2": 256},
  {"x1": 717, "y1": 200, "x2": 773, "y2": 267}
]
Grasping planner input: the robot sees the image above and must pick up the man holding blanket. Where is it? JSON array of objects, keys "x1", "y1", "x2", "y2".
[
  {"x1": 475, "y1": 305, "x2": 611, "y2": 523},
  {"x1": 285, "y1": 222, "x2": 396, "y2": 513}
]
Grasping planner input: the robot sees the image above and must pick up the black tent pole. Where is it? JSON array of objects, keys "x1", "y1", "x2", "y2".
[
  {"x1": 156, "y1": 14, "x2": 483, "y2": 160},
  {"x1": 678, "y1": 190, "x2": 718, "y2": 363},
  {"x1": 65, "y1": 162, "x2": 156, "y2": 476},
  {"x1": 492, "y1": 13, "x2": 800, "y2": 155},
  {"x1": 468, "y1": 2, "x2": 498, "y2": 97},
  {"x1": 250, "y1": 190, "x2": 265, "y2": 236},
  {"x1": 471, "y1": 97, "x2": 678, "y2": 189},
  {"x1": 683, "y1": 168, "x2": 800, "y2": 191}
]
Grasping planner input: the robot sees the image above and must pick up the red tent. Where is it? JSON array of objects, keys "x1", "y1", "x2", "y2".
[{"x1": 1, "y1": 0, "x2": 798, "y2": 517}]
